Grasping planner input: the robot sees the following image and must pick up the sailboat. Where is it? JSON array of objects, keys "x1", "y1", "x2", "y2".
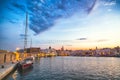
[{"x1": 18, "y1": 12, "x2": 34, "y2": 70}]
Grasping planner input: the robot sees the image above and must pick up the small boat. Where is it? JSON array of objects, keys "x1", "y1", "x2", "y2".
[{"x1": 18, "y1": 57, "x2": 34, "y2": 70}]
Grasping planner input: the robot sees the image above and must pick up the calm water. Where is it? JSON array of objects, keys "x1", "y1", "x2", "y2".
[{"x1": 6, "y1": 56, "x2": 120, "y2": 80}]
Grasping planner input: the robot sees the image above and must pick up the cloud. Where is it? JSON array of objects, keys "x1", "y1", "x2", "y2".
[
  {"x1": 76, "y1": 38, "x2": 87, "y2": 40},
  {"x1": 87, "y1": 0, "x2": 97, "y2": 14},
  {"x1": 12, "y1": 2, "x2": 26, "y2": 12},
  {"x1": 28, "y1": 0, "x2": 97, "y2": 35},
  {"x1": 97, "y1": 39, "x2": 109, "y2": 42},
  {"x1": 66, "y1": 45, "x2": 72, "y2": 46},
  {"x1": 6, "y1": 0, "x2": 97, "y2": 35},
  {"x1": 104, "y1": 0, "x2": 116, "y2": 6},
  {"x1": 8, "y1": 20, "x2": 17, "y2": 24}
]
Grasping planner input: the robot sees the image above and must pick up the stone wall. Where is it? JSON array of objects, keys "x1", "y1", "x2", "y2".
[
  {"x1": 0, "y1": 52, "x2": 16, "y2": 65},
  {"x1": 0, "y1": 53, "x2": 5, "y2": 64},
  {"x1": 0, "y1": 52, "x2": 47, "y2": 65}
]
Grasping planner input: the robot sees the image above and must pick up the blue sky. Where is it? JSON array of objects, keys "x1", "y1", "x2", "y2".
[{"x1": 0, "y1": 0, "x2": 120, "y2": 51}]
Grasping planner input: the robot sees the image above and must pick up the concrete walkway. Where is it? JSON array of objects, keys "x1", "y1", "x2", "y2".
[{"x1": 0, "y1": 62, "x2": 17, "y2": 80}]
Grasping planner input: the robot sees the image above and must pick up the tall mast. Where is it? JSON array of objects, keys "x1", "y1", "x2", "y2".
[
  {"x1": 30, "y1": 38, "x2": 32, "y2": 53},
  {"x1": 30, "y1": 38, "x2": 32, "y2": 48},
  {"x1": 24, "y1": 12, "x2": 28, "y2": 53}
]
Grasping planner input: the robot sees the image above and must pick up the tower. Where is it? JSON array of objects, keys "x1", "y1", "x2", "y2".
[
  {"x1": 61, "y1": 46, "x2": 64, "y2": 51},
  {"x1": 49, "y1": 46, "x2": 51, "y2": 50}
]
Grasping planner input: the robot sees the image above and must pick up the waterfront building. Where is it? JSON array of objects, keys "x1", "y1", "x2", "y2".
[{"x1": 41, "y1": 46, "x2": 57, "y2": 57}]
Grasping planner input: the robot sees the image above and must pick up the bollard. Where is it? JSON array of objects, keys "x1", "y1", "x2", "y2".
[{"x1": 1, "y1": 65, "x2": 4, "y2": 68}]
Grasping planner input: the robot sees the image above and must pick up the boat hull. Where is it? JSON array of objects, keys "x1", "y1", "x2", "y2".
[
  {"x1": 18, "y1": 57, "x2": 34, "y2": 70},
  {"x1": 18, "y1": 62, "x2": 33, "y2": 70}
]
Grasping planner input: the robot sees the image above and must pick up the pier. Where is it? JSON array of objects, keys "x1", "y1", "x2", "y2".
[
  {"x1": 0, "y1": 62, "x2": 17, "y2": 80},
  {"x1": 0, "y1": 51, "x2": 17, "y2": 80}
]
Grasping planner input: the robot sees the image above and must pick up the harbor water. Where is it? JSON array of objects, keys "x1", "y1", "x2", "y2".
[{"x1": 6, "y1": 56, "x2": 120, "y2": 80}]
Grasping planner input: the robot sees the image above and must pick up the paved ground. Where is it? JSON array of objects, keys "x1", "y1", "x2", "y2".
[{"x1": 0, "y1": 62, "x2": 17, "y2": 79}]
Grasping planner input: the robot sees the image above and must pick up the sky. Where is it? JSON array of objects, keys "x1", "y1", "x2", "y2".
[{"x1": 0, "y1": 0, "x2": 120, "y2": 51}]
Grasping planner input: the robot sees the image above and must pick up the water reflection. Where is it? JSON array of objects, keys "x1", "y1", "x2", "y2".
[
  {"x1": 17, "y1": 66, "x2": 33, "y2": 76},
  {"x1": 6, "y1": 57, "x2": 120, "y2": 80},
  {"x1": 12, "y1": 71, "x2": 17, "y2": 80}
]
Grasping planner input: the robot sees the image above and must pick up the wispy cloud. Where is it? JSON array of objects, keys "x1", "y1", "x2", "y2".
[
  {"x1": 96, "y1": 39, "x2": 109, "y2": 42},
  {"x1": 66, "y1": 45, "x2": 72, "y2": 46},
  {"x1": 104, "y1": 0, "x2": 116, "y2": 6},
  {"x1": 8, "y1": 20, "x2": 17, "y2": 24},
  {"x1": 76, "y1": 38, "x2": 87, "y2": 40}
]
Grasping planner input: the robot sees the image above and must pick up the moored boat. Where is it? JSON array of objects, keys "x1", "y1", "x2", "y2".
[
  {"x1": 18, "y1": 57, "x2": 34, "y2": 70},
  {"x1": 18, "y1": 12, "x2": 34, "y2": 70}
]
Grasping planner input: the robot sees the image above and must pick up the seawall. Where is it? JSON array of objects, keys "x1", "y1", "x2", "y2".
[{"x1": 0, "y1": 52, "x2": 16, "y2": 65}]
